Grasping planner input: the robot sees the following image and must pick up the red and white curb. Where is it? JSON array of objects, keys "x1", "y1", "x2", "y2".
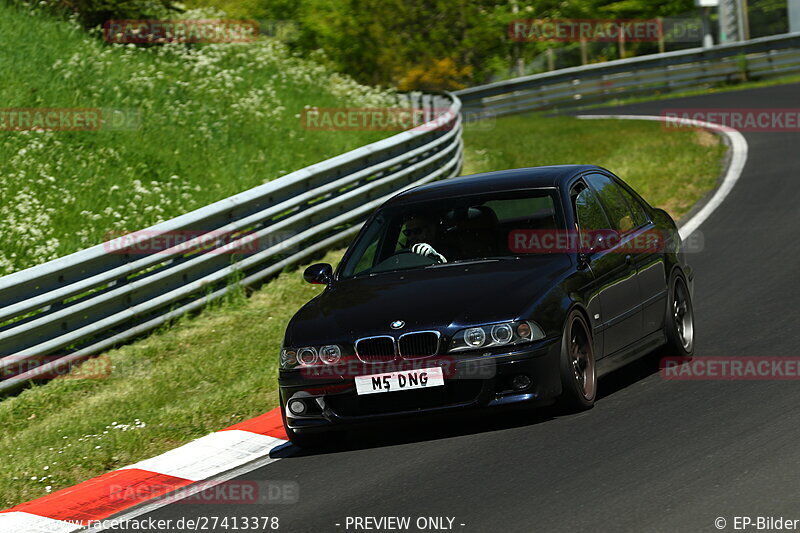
[{"x1": 0, "y1": 408, "x2": 289, "y2": 532}]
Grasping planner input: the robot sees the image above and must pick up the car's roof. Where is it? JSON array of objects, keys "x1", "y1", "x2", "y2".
[{"x1": 387, "y1": 165, "x2": 607, "y2": 206}]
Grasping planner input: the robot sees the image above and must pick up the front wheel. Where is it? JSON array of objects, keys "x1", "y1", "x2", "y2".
[
  {"x1": 664, "y1": 272, "x2": 694, "y2": 358},
  {"x1": 557, "y1": 310, "x2": 597, "y2": 411}
]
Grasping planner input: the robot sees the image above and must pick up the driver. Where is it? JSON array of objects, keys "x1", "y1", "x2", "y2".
[{"x1": 403, "y1": 214, "x2": 447, "y2": 263}]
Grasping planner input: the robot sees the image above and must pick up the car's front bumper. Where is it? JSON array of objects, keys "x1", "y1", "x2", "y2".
[{"x1": 278, "y1": 337, "x2": 563, "y2": 434}]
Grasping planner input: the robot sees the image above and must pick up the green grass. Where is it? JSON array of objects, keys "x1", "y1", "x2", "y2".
[
  {"x1": 0, "y1": 1, "x2": 395, "y2": 275},
  {"x1": 0, "y1": 113, "x2": 727, "y2": 509},
  {"x1": 463, "y1": 114, "x2": 727, "y2": 219}
]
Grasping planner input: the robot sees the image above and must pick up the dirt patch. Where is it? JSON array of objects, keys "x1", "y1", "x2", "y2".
[{"x1": 695, "y1": 129, "x2": 720, "y2": 147}]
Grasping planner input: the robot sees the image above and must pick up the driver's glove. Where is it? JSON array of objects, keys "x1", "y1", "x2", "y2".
[{"x1": 411, "y1": 243, "x2": 447, "y2": 263}]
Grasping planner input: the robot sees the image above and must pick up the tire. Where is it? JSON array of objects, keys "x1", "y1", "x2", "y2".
[
  {"x1": 557, "y1": 309, "x2": 597, "y2": 411},
  {"x1": 664, "y1": 271, "x2": 695, "y2": 358}
]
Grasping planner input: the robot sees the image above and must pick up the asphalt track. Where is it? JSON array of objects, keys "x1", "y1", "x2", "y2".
[{"x1": 140, "y1": 83, "x2": 800, "y2": 533}]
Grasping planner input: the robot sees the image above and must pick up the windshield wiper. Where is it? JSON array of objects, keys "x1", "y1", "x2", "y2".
[{"x1": 426, "y1": 256, "x2": 519, "y2": 268}]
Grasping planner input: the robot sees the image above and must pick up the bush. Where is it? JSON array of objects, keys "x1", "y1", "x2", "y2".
[
  {"x1": 398, "y1": 58, "x2": 473, "y2": 92},
  {"x1": 7, "y1": 0, "x2": 180, "y2": 28}
]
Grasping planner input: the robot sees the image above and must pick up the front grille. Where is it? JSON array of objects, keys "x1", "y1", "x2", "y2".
[
  {"x1": 355, "y1": 336, "x2": 396, "y2": 363},
  {"x1": 398, "y1": 331, "x2": 440, "y2": 359}
]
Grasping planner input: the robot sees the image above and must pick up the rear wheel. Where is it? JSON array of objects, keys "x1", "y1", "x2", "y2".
[
  {"x1": 557, "y1": 310, "x2": 597, "y2": 411},
  {"x1": 664, "y1": 272, "x2": 694, "y2": 358}
]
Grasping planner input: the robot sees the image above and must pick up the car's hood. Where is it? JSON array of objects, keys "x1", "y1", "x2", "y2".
[{"x1": 286, "y1": 255, "x2": 573, "y2": 345}]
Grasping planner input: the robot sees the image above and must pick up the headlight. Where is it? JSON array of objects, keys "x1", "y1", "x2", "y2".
[
  {"x1": 448, "y1": 320, "x2": 545, "y2": 353},
  {"x1": 280, "y1": 349, "x2": 297, "y2": 368},
  {"x1": 297, "y1": 347, "x2": 319, "y2": 366},
  {"x1": 491, "y1": 324, "x2": 513, "y2": 345},
  {"x1": 319, "y1": 345, "x2": 342, "y2": 365},
  {"x1": 465, "y1": 327, "x2": 486, "y2": 347},
  {"x1": 281, "y1": 345, "x2": 344, "y2": 369}
]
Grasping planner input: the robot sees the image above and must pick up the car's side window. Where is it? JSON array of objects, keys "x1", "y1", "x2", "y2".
[
  {"x1": 571, "y1": 181, "x2": 610, "y2": 232},
  {"x1": 353, "y1": 240, "x2": 379, "y2": 274},
  {"x1": 344, "y1": 218, "x2": 384, "y2": 276},
  {"x1": 584, "y1": 173, "x2": 638, "y2": 233},
  {"x1": 614, "y1": 181, "x2": 649, "y2": 227}
]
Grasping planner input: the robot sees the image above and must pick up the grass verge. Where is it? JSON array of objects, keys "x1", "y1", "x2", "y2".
[
  {"x1": 463, "y1": 114, "x2": 726, "y2": 219},
  {"x1": 0, "y1": 114, "x2": 726, "y2": 509}
]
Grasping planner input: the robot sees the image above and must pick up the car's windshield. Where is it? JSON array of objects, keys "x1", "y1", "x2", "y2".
[{"x1": 340, "y1": 188, "x2": 563, "y2": 278}]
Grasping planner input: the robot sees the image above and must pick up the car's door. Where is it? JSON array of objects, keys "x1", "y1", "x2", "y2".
[
  {"x1": 571, "y1": 178, "x2": 642, "y2": 357},
  {"x1": 609, "y1": 177, "x2": 667, "y2": 335},
  {"x1": 581, "y1": 174, "x2": 646, "y2": 355}
]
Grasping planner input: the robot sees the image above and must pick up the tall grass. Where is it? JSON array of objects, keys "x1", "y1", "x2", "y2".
[{"x1": 0, "y1": 2, "x2": 395, "y2": 275}]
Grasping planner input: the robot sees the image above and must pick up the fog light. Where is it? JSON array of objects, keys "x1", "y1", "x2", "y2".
[
  {"x1": 288, "y1": 399, "x2": 307, "y2": 416},
  {"x1": 512, "y1": 374, "x2": 531, "y2": 391}
]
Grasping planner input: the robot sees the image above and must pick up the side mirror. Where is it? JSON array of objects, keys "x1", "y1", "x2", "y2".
[{"x1": 303, "y1": 263, "x2": 333, "y2": 285}]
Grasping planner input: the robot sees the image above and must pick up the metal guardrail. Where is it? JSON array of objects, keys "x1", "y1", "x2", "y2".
[
  {"x1": 0, "y1": 92, "x2": 463, "y2": 394},
  {"x1": 456, "y1": 32, "x2": 800, "y2": 116}
]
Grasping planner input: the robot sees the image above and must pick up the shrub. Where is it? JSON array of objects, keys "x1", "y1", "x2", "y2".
[{"x1": 7, "y1": 0, "x2": 180, "y2": 28}]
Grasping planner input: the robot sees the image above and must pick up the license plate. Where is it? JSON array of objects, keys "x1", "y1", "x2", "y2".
[{"x1": 354, "y1": 367, "x2": 445, "y2": 395}]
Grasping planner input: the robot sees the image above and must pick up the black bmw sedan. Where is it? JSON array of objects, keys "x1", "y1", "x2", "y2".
[{"x1": 278, "y1": 165, "x2": 695, "y2": 447}]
